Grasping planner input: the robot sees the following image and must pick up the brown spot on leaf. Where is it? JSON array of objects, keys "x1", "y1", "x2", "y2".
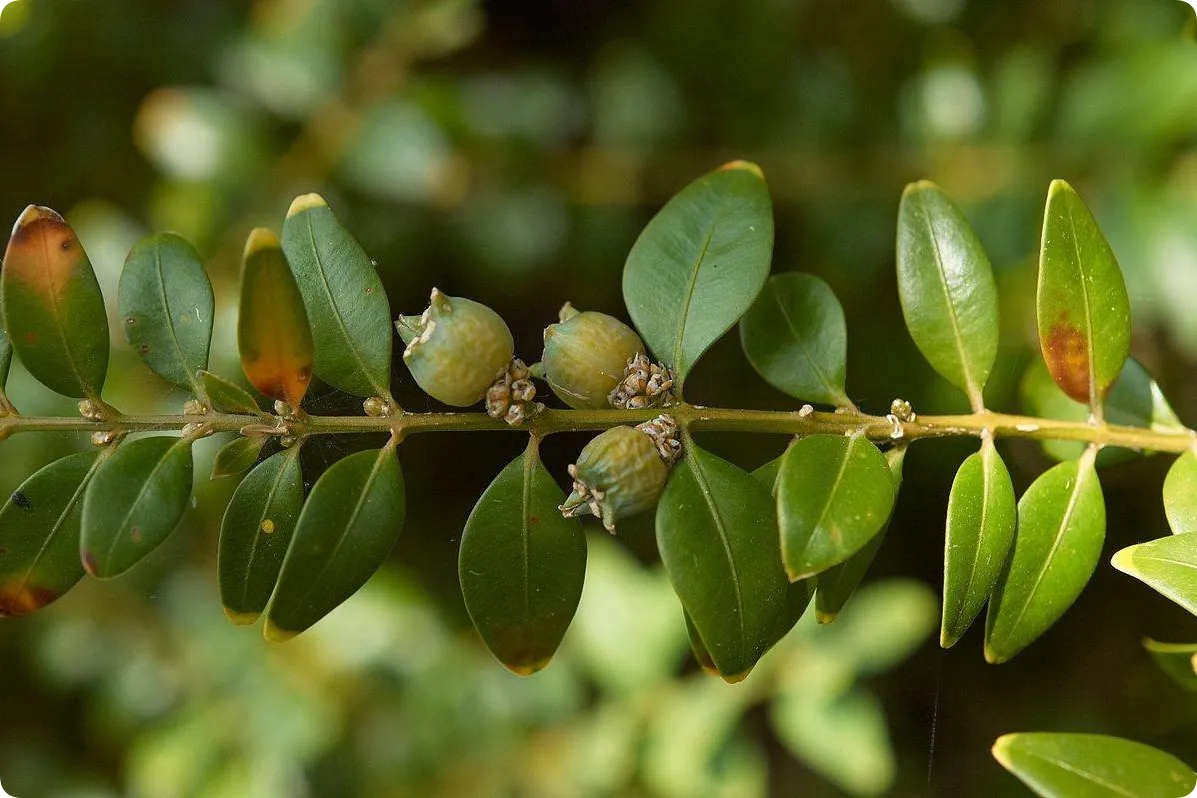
[
  {"x1": 23, "y1": 331, "x2": 37, "y2": 345},
  {"x1": 528, "y1": 515, "x2": 540, "y2": 525},
  {"x1": 1043, "y1": 316, "x2": 1090, "y2": 403},
  {"x1": 137, "y1": 343, "x2": 150, "y2": 355},
  {"x1": 130, "y1": 526, "x2": 142, "y2": 543},
  {"x1": 4, "y1": 207, "x2": 83, "y2": 295},
  {"x1": 0, "y1": 583, "x2": 59, "y2": 616},
  {"x1": 82, "y1": 550, "x2": 98, "y2": 575}
]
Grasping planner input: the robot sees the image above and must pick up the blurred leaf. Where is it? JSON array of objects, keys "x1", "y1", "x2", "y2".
[
  {"x1": 1143, "y1": 638, "x2": 1197, "y2": 693},
  {"x1": 622, "y1": 161, "x2": 773, "y2": 390},
  {"x1": 0, "y1": 450, "x2": 104, "y2": 615},
  {"x1": 992, "y1": 733, "x2": 1195, "y2": 798},
  {"x1": 1, "y1": 205, "x2": 109, "y2": 399},
  {"x1": 266, "y1": 442, "x2": 404, "y2": 640},
  {"x1": 1112, "y1": 531, "x2": 1197, "y2": 616},
  {"x1": 778, "y1": 433, "x2": 895, "y2": 581},
  {"x1": 739, "y1": 272, "x2": 849, "y2": 406},
  {"x1": 199, "y1": 370, "x2": 263, "y2": 415},
  {"x1": 1164, "y1": 450, "x2": 1197, "y2": 534},
  {"x1": 941, "y1": 438, "x2": 1017, "y2": 648},
  {"x1": 80, "y1": 436, "x2": 195, "y2": 578},
  {"x1": 811, "y1": 578, "x2": 938, "y2": 677},
  {"x1": 118, "y1": 232, "x2": 214, "y2": 393},
  {"x1": 281, "y1": 194, "x2": 393, "y2": 400},
  {"x1": 896, "y1": 181, "x2": 999, "y2": 406},
  {"x1": 459, "y1": 441, "x2": 587, "y2": 675},
  {"x1": 211, "y1": 435, "x2": 266, "y2": 479},
  {"x1": 237, "y1": 228, "x2": 314, "y2": 406},
  {"x1": 219, "y1": 448, "x2": 303, "y2": 625},
  {"x1": 985, "y1": 451, "x2": 1105, "y2": 663},
  {"x1": 656, "y1": 443, "x2": 789, "y2": 681},
  {"x1": 1037, "y1": 180, "x2": 1131, "y2": 409}
]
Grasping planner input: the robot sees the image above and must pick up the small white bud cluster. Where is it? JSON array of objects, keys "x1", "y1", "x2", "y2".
[
  {"x1": 486, "y1": 358, "x2": 543, "y2": 426},
  {"x1": 608, "y1": 352, "x2": 676, "y2": 409}
]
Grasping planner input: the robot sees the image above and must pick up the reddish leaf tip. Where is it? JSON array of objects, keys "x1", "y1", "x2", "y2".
[{"x1": 718, "y1": 160, "x2": 764, "y2": 179}]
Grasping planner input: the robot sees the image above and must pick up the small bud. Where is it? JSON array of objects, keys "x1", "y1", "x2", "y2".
[
  {"x1": 486, "y1": 358, "x2": 543, "y2": 426},
  {"x1": 398, "y1": 288, "x2": 514, "y2": 407},
  {"x1": 559, "y1": 424, "x2": 678, "y2": 532},
  {"x1": 183, "y1": 399, "x2": 208, "y2": 416},
  {"x1": 608, "y1": 352, "x2": 676, "y2": 410},
  {"x1": 542, "y1": 304, "x2": 646, "y2": 409},
  {"x1": 91, "y1": 430, "x2": 118, "y2": 447},
  {"x1": 78, "y1": 399, "x2": 105, "y2": 421},
  {"x1": 363, "y1": 396, "x2": 391, "y2": 417},
  {"x1": 636, "y1": 414, "x2": 682, "y2": 466}
]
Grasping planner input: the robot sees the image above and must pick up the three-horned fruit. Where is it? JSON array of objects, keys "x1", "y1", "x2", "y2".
[{"x1": 542, "y1": 302, "x2": 645, "y2": 409}]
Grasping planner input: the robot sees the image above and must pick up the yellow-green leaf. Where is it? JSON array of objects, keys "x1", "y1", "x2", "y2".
[{"x1": 993, "y1": 733, "x2": 1195, "y2": 798}]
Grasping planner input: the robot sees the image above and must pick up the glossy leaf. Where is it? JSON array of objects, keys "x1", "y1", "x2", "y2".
[
  {"x1": 941, "y1": 438, "x2": 1017, "y2": 648},
  {"x1": 1037, "y1": 179, "x2": 1131, "y2": 410},
  {"x1": 816, "y1": 446, "x2": 907, "y2": 624},
  {"x1": 211, "y1": 435, "x2": 266, "y2": 479},
  {"x1": 459, "y1": 442, "x2": 587, "y2": 675},
  {"x1": 992, "y1": 733, "x2": 1195, "y2": 798},
  {"x1": 778, "y1": 433, "x2": 895, "y2": 581},
  {"x1": 1112, "y1": 531, "x2": 1197, "y2": 616},
  {"x1": 656, "y1": 443, "x2": 790, "y2": 681},
  {"x1": 266, "y1": 442, "x2": 404, "y2": 641},
  {"x1": 896, "y1": 181, "x2": 999, "y2": 406},
  {"x1": 198, "y1": 370, "x2": 262, "y2": 415},
  {"x1": 80, "y1": 436, "x2": 195, "y2": 578},
  {"x1": 1164, "y1": 450, "x2": 1197, "y2": 534},
  {"x1": 118, "y1": 232, "x2": 213, "y2": 392},
  {"x1": 622, "y1": 161, "x2": 773, "y2": 389},
  {"x1": 218, "y1": 448, "x2": 303, "y2": 625},
  {"x1": 1143, "y1": 639, "x2": 1197, "y2": 693},
  {"x1": 683, "y1": 610, "x2": 719, "y2": 676},
  {"x1": 1, "y1": 205, "x2": 109, "y2": 399},
  {"x1": 985, "y1": 450, "x2": 1104, "y2": 663},
  {"x1": 281, "y1": 194, "x2": 393, "y2": 399},
  {"x1": 0, "y1": 450, "x2": 104, "y2": 615},
  {"x1": 739, "y1": 272, "x2": 849, "y2": 406},
  {"x1": 237, "y1": 228, "x2": 314, "y2": 406}
]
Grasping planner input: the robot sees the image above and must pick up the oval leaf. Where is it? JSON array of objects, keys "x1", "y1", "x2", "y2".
[
  {"x1": 281, "y1": 194, "x2": 393, "y2": 399},
  {"x1": 266, "y1": 442, "x2": 404, "y2": 641},
  {"x1": 739, "y1": 272, "x2": 849, "y2": 406},
  {"x1": 778, "y1": 433, "x2": 896, "y2": 582},
  {"x1": 238, "y1": 228, "x2": 314, "y2": 407},
  {"x1": 199, "y1": 370, "x2": 262, "y2": 416},
  {"x1": 459, "y1": 441, "x2": 587, "y2": 675},
  {"x1": 1164, "y1": 450, "x2": 1197, "y2": 534},
  {"x1": 941, "y1": 438, "x2": 1017, "y2": 648},
  {"x1": 656, "y1": 443, "x2": 790, "y2": 681},
  {"x1": 1037, "y1": 179, "x2": 1131, "y2": 411},
  {"x1": 1143, "y1": 639, "x2": 1197, "y2": 693},
  {"x1": 992, "y1": 733, "x2": 1195, "y2": 798},
  {"x1": 2, "y1": 205, "x2": 109, "y2": 399},
  {"x1": 622, "y1": 161, "x2": 773, "y2": 389},
  {"x1": 896, "y1": 181, "x2": 999, "y2": 407},
  {"x1": 80, "y1": 436, "x2": 195, "y2": 577},
  {"x1": 218, "y1": 448, "x2": 303, "y2": 625},
  {"x1": 211, "y1": 435, "x2": 267, "y2": 479},
  {"x1": 118, "y1": 232, "x2": 214, "y2": 392},
  {"x1": 0, "y1": 450, "x2": 104, "y2": 615},
  {"x1": 985, "y1": 450, "x2": 1105, "y2": 663},
  {"x1": 1112, "y1": 531, "x2": 1197, "y2": 615}
]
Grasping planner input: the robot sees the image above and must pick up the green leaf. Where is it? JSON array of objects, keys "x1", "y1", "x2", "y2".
[
  {"x1": 266, "y1": 442, "x2": 404, "y2": 641},
  {"x1": 1, "y1": 205, "x2": 109, "y2": 399},
  {"x1": 896, "y1": 181, "x2": 999, "y2": 407},
  {"x1": 622, "y1": 161, "x2": 773, "y2": 389},
  {"x1": 1143, "y1": 639, "x2": 1197, "y2": 693},
  {"x1": 118, "y1": 232, "x2": 214, "y2": 393},
  {"x1": 738, "y1": 272, "x2": 849, "y2": 406},
  {"x1": 992, "y1": 733, "x2": 1195, "y2": 798},
  {"x1": 683, "y1": 610, "x2": 719, "y2": 676},
  {"x1": 985, "y1": 450, "x2": 1105, "y2": 663},
  {"x1": 1037, "y1": 179, "x2": 1131, "y2": 411},
  {"x1": 459, "y1": 440, "x2": 587, "y2": 675},
  {"x1": 778, "y1": 433, "x2": 895, "y2": 581},
  {"x1": 218, "y1": 448, "x2": 303, "y2": 625},
  {"x1": 281, "y1": 194, "x2": 393, "y2": 400},
  {"x1": 656, "y1": 442, "x2": 790, "y2": 681},
  {"x1": 816, "y1": 445, "x2": 907, "y2": 624},
  {"x1": 80, "y1": 436, "x2": 195, "y2": 578},
  {"x1": 198, "y1": 370, "x2": 262, "y2": 415},
  {"x1": 814, "y1": 578, "x2": 939, "y2": 677},
  {"x1": 1164, "y1": 450, "x2": 1197, "y2": 534},
  {"x1": 941, "y1": 438, "x2": 1017, "y2": 648},
  {"x1": 0, "y1": 312, "x2": 14, "y2": 412},
  {"x1": 0, "y1": 450, "x2": 104, "y2": 615},
  {"x1": 1112, "y1": 531, "x2": 1197, "y2": 616},
  {"x1": 210, "y1": 435, "x2": 267, "y2": 479}
]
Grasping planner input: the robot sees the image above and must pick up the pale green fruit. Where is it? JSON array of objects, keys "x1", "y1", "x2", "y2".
[
  {"x1": 560, "y1": 425, "x2": 669, "y2": 532},
  {"x1": 397, "y1": 289, "x2": 514, "y2": 407},
  {"x1": 542, "y1": 303, "x2": 645, "y2": 409}
]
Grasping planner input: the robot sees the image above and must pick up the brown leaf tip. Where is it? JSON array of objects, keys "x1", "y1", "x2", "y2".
[
  {"x1": 8, "y1": 205, "x2": 72, "y2": 249},
  {"x1": 718, "y1": 160, "x2": 764, "y2": 179},
  {"x1": 0, "y1": 583, "x2": 59, "y2": 616}
]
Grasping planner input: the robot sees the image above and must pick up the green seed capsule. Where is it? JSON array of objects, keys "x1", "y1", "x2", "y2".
[
  {"x1": 560, "y1": 424, "x2": 670, "y2": 532},
  {"x1": 542, "y1": 303, "x2": 645, "y2": 409},
  {"x1": 397, "y1": 289, "x2": 514, "y2": 407}
]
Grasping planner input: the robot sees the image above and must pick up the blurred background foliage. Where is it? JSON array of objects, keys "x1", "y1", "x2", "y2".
[{"x1": 3, "y1": 0, "x2": 1197, "y2": 795}]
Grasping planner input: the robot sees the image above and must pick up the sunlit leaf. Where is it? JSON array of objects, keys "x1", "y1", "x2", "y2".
[
  {"x1": 118, "y1": 232, "x2": 214, "y2": 393},
  {"x1": 992, "y1": 733, "x2": 1195, "y2": 798},
  {"x1": 210, "y1": 435, "x2": 266, "y2": 479},
  {"x1": 1112, "y1": 531, "x2": 1197, "y2": 616},
  {"x1": 1, "y1": 205, "x2": 109, "y2": 399},
  {"x1": 198, "y1": 370, "x2": 263, "y2": 415},
  {"x1": 739, "y1": 272, "x2": 849, "y2": 406},
  {"x1": 623, "y1": 161, "x2": 773, "y2": 390},
  {"x1": 1037, "y1": 180, "x2": 1131, "y2": 411},
  {"x1": 237, "y1": 228, "x2": 314, "y2": 406},
  {"x1": 1164, "y1": 450, "x2": 1197, "y2": 534},
  {"x1": 1143, "y1": 639, "x2": 1197, "y2": 693},
  {"x1": 459, "y1": 440, "x2": 587, "y2": 675},
  {"x1": 80, "y1": 436, "x2": 195, "y2": 577}
]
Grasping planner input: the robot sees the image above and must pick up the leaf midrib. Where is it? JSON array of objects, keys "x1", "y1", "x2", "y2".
[
  {"x1": 687, "y1": 453, "x2": 747, "y2": 658},
  {"x1": 769, "y1": 282, "x2": 843, "y2": 404},
  {"x1": 919, "y1": 195, "x2": 978, "y2": 398},
  {"x1": 152, "y1": 242, "x2": 203, "y2": 393},
  {"x1": 36, "y1": 224, "x2": 91, "y2": 396},
  {"x1": 1006, "y1": 747, "x2": 1142, "y2": 798},
  {"x1": 236, "y1": 449, "x2": 300, "y2": 608},
  {"x1": 1064, "y1": 199, "x2": 1100, "y2": 410},
  {"x1": 670, "y1": 218, "x2": 719, "y2": 380},
  {"x1": 790, "y1": 437, "x2": 855, "y2": 572},
  {"x1": 102, "y1": 441, "x2": 186, "y2": 571}
]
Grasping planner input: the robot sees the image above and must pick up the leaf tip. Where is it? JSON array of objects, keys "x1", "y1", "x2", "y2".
[
  {"x1": 717, "y1": 160, "x2": 764, "y2": 179},
  {"x1": 901, "y1": 179, "x2": 940, "y2": 199},
  {"x1": 287, "y1": 193, "x2": 327, "y2": 218},
  {"x1": 991, "y1": 734, "x2": 1016, "y2": 766},
  {"x1": 1110, "y1": 545, "x2": 1136, "y2": 574},
  {"x1": 983, "y1": 642, "x2": 1011, "y2": 665},
  {"x1": 224, "y1": 607, "x2": 260, "y2": 626},
  {"x1": 504, "y1": 657, "x2": 551, "y2": 677},
  {"x1": 720, "y1": 667, "x2": 753, "y2": 684},
  {"x1": 940, "y1": 627, "x2": 961, "y2": 649},
  {"x1": 815, "y1": 610, "x2": 838, "y2": 625},
  {"x1": 244, "y1": 227, "x2": 281, "y2": 259},
  {"x1": 263, "y1": 618, "x2": 299, "y2": 642},
  {"x1": 1047, "y1": 178, "x2": 1074, "y2": 198}
]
